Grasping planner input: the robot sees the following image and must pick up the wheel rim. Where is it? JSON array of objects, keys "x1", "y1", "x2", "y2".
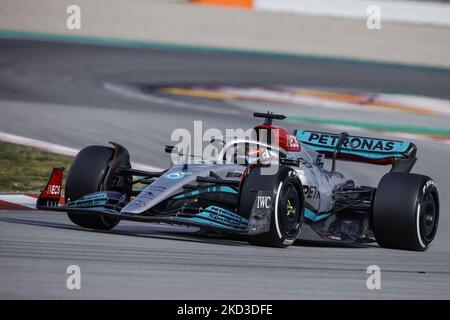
[
  {"x1": 279, "y1": 183, "x2": 300, "y2": 238},
  {"x1": 420, "y1": 192, "x2": 437, "y2": 243},
  {"x1": 286, "y1": 199, "x2": 295, "y2": 218}
]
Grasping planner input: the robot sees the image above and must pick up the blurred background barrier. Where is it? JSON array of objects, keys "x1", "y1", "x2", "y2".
[
  {"x1": 191, "y1": 0, "x2": 253, "y2": 8},
  {"x1": 253, "y1": 0, "x2": 450, "y2": 26},
  {"x1": 190, "y1": 0, "x2": 450, "y2": 26},
  {"x1": 1, "y1": 0, "x2": 449, "y2": 68}
]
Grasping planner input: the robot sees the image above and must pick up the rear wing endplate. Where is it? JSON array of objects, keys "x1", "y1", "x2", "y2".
[{"x1": 295, "y1": 130, "x2": 417, "y2": 172}]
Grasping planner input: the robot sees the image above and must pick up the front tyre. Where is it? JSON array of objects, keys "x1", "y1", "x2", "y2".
[
  {"x1": 65, "y1": 145, "x2": 130, "y2": 230},
  {"x1": 243, "y1": 166, "x2": 304, "y2": 248},
  {"x1": 372, "y1": 172, "x2": 439, "y2": 251}
]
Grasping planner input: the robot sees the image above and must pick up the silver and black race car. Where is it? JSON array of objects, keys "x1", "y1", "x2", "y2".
[{"x1": 37, "y1": 112, "x2": 439, "y2": 251}]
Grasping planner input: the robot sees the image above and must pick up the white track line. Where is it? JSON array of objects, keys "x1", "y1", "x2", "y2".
[{"x1": 0, "y1": 195, "x2": 38, "y2": 209}]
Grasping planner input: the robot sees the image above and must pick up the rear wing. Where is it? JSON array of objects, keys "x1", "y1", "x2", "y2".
[{"x1": 295, "y1": 130, "x2": 417, "y2": 172}]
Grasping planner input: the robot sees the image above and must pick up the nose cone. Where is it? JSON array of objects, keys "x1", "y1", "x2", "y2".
[{"x1": 120, "y1": 164, "x2": 215, "y2": 214}]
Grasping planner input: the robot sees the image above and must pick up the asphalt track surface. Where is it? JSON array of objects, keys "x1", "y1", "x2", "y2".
[{"x1": 1, "y1": 39, "x2": 450, "y2": 299}]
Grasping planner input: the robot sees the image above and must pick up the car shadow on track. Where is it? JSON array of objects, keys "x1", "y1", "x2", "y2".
[
  {"x1": 294, "y1": 239, "x2": 374, "y2": 249},
  {"x1": 0, "y1": 216, "x2": 248, "y2": 247},
  {"x1": 0, "y1": 215, "x2": 375, "y2": 249}
]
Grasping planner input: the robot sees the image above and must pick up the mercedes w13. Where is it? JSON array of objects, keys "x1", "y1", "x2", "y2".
[{"x1": 37, "y1": 112, "x2": 439, "y2": 251}]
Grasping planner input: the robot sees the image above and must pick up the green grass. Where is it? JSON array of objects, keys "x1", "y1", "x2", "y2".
[{"x1": 0, "y1": 141, "x2": 73, "y2": 193}]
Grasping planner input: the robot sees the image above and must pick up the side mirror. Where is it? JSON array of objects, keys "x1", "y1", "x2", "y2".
[{"x1": 165, "y1": 145, "x2": 179, "y2": 154}]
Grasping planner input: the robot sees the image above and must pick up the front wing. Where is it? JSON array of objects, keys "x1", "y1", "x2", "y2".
[{"x1": 36, "y1": 169, "x2": 259, "y2": 234}]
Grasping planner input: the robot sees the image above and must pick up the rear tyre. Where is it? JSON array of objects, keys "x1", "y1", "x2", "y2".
[
  {"x1": 243, "y1": 166, "x2": 304, "y2": 248},
  {"x1": 65, "y1": 146, "x2": 125, "y2": 230},
  {"x1": 372, "y1": 172, "x2": 439, "y2": 251}
]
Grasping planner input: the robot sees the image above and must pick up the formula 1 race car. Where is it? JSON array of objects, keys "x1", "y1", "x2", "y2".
[{"x1": 37, "y1": 112, "x2": 439, "y2": 251}]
